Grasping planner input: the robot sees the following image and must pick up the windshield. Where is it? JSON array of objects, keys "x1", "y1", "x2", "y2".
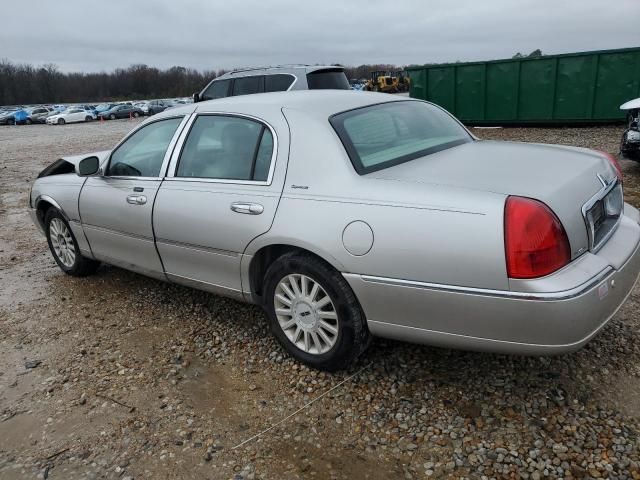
[{"x1": 330, "y1": 101, "x2": 472, "y2": 174}]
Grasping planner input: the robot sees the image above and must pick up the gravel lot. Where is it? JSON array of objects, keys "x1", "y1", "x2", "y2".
[{"x1": 0, "y1": 120, "x2": 639, "y2": 480}]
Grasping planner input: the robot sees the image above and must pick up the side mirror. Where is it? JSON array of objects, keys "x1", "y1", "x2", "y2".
[
  {"x1": 192, "y1": 92, "x2": 200, "y2": 103},
  {"x1": 76, "y1": 156, "x2": 100, "y2": 176}
]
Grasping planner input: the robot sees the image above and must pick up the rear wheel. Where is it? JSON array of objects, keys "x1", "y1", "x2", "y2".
[
  {"x1": 85, "y1": 115, "x2": 92, "y2": 122},
  {"x1": 263, "y1": 252, "x2": 370, "y2": 371},
  {"x1": 26, "y1": 118, "x2": 32, "y2": 125},
  {"x1": 7, "y1": 118, "x2": 15, "y2": 125},
  {"x1": 133, "y1": 111, "x2": 140, "y2": 118},
  {"x1": 45, "y1": 209, "x2": 100, "y2": 276},
  {"x1": 110, "y1": 114, "x2": 116, "y2": 120}
]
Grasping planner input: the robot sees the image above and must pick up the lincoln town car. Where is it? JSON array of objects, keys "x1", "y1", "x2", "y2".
[{"x1": 29, "y1": 91, "x2": 640, "y2": 370}]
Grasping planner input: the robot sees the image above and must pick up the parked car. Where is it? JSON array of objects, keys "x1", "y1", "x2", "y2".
[
  {"x1": 147, "y1": 100, "x2": 174, "y2": 116},
  {"x1": 0, "y1": 108, "x2": 28, "y2": 125},
  {"x1": 193, "y1": 65, "x2": 350, "y2": 103},
  {"x1": 27, "y1": 106, "x2": 55, "y2": 124},
  {"x1": 98, "y1": 104, "x2": 143, "y2": 120},
  {"x1": 46, "y1": 108, "x2": 95, "y2": 125},
  {"x1": 134, "y1": 101, "x2": 149, "y2": 113},
  {"x1": 28, "y1": 91, "x2": 640, "y2": 371},
  {"x1": 620, "y1": 97, "x2": 640, "y2": 162},
  {"x1": 95, "y1": 103, "x2": 116, "y2": 116}
]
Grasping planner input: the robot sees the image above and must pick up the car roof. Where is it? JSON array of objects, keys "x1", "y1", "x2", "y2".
[
  {"x1": 216, "y1": 65, "x2": 344, "y2": 80},
  {"x1": 158, "y1": 90, "x2": 410, "y2": 121}
]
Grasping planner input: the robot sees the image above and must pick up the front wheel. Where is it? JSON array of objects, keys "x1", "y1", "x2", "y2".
[
  {"x1": 26, "y1": 118, "x2": 32, "y2": 125},
  {"x1": 110, "y1": 114, "x2": 116, "y2": 120},
  {"x1": 133, "y1": 111, "x2": 140, "y2": 118},
  {"x1": 85, "y1": 116, "x2": 92, "y2": 122},
  {"x1": 45, "y1": 209, "x2": 100, "y2": 276},
  {"x1": 263, "y1": 252, "x2": 370, "y2": 371},
  {"x1": 58, "y1": 118, "x2": 65, "y2": 125}
]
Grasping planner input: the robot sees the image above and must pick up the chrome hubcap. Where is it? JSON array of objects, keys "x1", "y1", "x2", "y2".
[
  {"x1": 274, "y1": 274, "x2": 339, "y2": 355},
  {"x1": 49, "y1": 218, "x2": 76, "y2": 268}
]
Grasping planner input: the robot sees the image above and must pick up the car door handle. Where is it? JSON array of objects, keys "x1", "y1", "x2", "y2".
[
  {"x1": 230, "y1": 202, "x2": 264, "y2": 215},
  {"x1": 126, "y1": 194, "x2": 147, "y2": 205}
]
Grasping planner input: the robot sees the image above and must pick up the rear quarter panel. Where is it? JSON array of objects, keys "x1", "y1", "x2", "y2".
[{"x1": 246, "y1": 107, "x2": 509, "y2": 291}]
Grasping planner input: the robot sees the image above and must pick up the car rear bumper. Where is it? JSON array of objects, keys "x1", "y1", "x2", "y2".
[{"x1": 344, "y1": 204, "x2": 640, "y2": 355}]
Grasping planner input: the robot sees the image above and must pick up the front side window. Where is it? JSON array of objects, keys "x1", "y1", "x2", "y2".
[
  {"x1": 201, "y1": 79, "x2": 231, "y2": 100},
  {"x1": 330, "y1": 101, "x2": 472, "y2": 174},
  {"x1": 232, "y1": 76, "x2": 264, "y2": 96},
  {"x1": 265, "y1": 74, "x2": 295, "y2": 92},
  {"x1": 176, "y1": 115, "x2": 274, "y2": 181},
  {"x1": 107, "y1": 117, "x2": 183, "y2": 177}
]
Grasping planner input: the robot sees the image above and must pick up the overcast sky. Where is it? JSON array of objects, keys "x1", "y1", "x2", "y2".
[{"x1": 3, "y1": 0, "x2": 639, "y2": 73}]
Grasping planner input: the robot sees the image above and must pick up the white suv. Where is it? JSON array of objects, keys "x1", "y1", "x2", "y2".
[{"x1": 194, "y1": 65, "x2": 350, "y2": 102}]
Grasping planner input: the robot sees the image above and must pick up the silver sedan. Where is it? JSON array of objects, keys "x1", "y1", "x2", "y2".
[{"x1": 29, "y1": 91, "x2": 640, "y2": 371}]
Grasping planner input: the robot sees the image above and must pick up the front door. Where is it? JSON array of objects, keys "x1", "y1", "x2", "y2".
[
  {"x1": 79, "y1": 115, "x2": 188, "y2": 278},
  {"x1": 153, "y1": 113, "x2": 285, "y2": 297}
]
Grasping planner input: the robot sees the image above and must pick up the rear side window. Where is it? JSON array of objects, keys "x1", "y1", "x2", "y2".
[
  {"x1": 201, "y1": 79, "x2": 231, "y2": 100},
  {"x1": 232, "y1": 76, "x2": 265, "y2": 96},
  {"x1": 176, "y1": 115, "x2": 274, "y2": 181},
  {"x1": 330, "y1": 101, "x2": 472, "y2": 174},
  {"x1": 306, "y1": 69, "x2": 349, "y2": 90},
  {"x1": 265, "y1": 74, "x2": 295, "y2": 92}
]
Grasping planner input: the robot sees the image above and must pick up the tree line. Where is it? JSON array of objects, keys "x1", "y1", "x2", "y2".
[{"x1": 0, "y1": 60, "x2": 410, "y2": 106}]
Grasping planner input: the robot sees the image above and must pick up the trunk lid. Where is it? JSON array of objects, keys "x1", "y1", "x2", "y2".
[{"x1": 371, "y1": 140, "x2": 619, "y2": 258}]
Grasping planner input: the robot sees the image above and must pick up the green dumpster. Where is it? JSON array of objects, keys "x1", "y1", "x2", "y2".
[{"x1": 407, "y1": 47, "x2": 640, "y2": 125}]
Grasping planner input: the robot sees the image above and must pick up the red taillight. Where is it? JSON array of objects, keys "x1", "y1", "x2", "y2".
[
  {"x1": 504, "y1": 196, "x2": 571, "y2": 279},
  {"x1": 597, "y1": 150, "x2": 623, "y2": 184}
]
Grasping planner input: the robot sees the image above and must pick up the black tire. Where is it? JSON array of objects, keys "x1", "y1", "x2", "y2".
[
  {"x1": 7, "y1": 118, "x2": 15, "y2": 125},
  {"x1": 148, "y1": 109, "x2": 154, "y2": 116},
  {"x1": 85, "y1": 116, "x2": 92, "y2": 122},
  {"x1": 110, "y1": 114, "x2": 116, "y2": 120},
  {"x1": 263, "y1": 252, "x2": 370, "y2": 371},
  {"x1": 133, "y1": 111, "x2": 140, "y2": 118},
  {"x1": 58, "y1": 118, "x2": 65, "y2": 125},
  {"x1": 26, "y1": 118, "x2": 32, "y2": 125},
  {"x1": 44, "y1": 209, "x2": 100, "y2": 277}
]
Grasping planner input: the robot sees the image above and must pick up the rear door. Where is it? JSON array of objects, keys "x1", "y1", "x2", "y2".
[
  {"x1": 79, "y1": 115, "x2": 189, "y2": 278},
  {"x1": 153, "y1": 111, "x2": 286, "y2": 297}
]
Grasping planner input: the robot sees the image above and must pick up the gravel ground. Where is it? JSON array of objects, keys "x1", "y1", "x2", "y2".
[{"x1": 0, "y1": 121, "x2": 639, "y2": 480}]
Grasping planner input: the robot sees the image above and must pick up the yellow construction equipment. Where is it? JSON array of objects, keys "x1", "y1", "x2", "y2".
[{"x1": 365, "y1": 71, "x2": 398, "y2": 93}]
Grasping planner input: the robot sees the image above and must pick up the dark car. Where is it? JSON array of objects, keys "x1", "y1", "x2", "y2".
[
  {"x1": 98, "y1": 104, "x2": 144, "y2": 120},
  {"x1": 27, "y1": 107, "x2": 54, "y2": 124},
  {"x1": 147, "y1": 99, "x2": 174, "y2": 115}
]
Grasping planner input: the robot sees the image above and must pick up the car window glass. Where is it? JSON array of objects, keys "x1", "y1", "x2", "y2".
[
  {"x1": 232, "y1": 76, "x2": 264, "y2": 96},
  {"x1": 107, "y1": 117, "x2": 183, "y2": 177},
  {"x1": 306, "y1": 70, "x2": 350, "y2": 90},
  {"x1": 265, "y1": 74, "x2": 295, "y2": 92},
  {"x1": 331, "y1": 101, "x2": 471, "y2": 174},
  {"x1": 253, "y1": 129, "x2": 274, "y2": 181},
  {"x1": 201, "y1": 79, "x2": 230, "y2": 100},
  {"x1": 177, "y1": 115, "x2": 273, "y2": 181}
]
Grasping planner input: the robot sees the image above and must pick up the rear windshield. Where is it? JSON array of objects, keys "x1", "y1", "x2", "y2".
[
  {"x1": 306, "y1": 69, "x2": 349, "y2": 90},
  {"x1": 330, "y1": 101, "x2": 472, "y2": 174}
]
